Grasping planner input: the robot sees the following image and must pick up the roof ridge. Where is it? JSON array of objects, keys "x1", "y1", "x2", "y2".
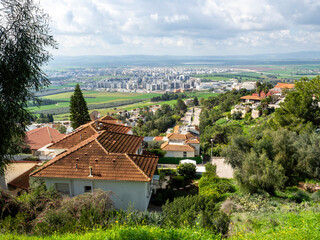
[
  {"x1": 30, "y1": 134, "x2": 98, "y2": 177},
  {"x1": 47, "y1": 126, "x2": 53, "y2": 143},
  {"x1": 94, "y1": 138, "x2": 110, "y2": 155},
  {"x1": 125, "y1": 153, "x2": 150, "y2": 181},
  {"x1": 48, "y1": 123, "x2": 92, "y2": 148}
]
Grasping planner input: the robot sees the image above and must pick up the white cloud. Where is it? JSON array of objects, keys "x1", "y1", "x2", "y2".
[{"x1": 39, "y1": 0, "x2": 320, "y2": 56}]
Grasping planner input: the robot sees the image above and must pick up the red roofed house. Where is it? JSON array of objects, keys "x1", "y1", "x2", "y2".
[
  {"x1": 30, "y1": 134, "x2": 158, "y2": 210},
  {"x1": 30, "y1": 119, "x2": 158, "y2": 210},
  {"x1": 161, "y1": 133, "x2": 200, "y2": 157},
  {"x1": 25, "y1": 126, "x2": 65, "y2": 156}
]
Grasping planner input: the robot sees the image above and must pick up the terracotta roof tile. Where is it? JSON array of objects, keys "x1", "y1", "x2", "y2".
[
  {"x1": 97, "y1": 131, "x2": 143, "y2": 154},
  {"x1": 162, "y1": 143, "x2": 195, "y2": 152},
  {"x1": 240, "y1": 95, "x2": 262, "y2": 100},
  {"x1": 274, "y1": 83, "x2": 295, "y2": 89},
  {"x1": 167, "y1": 133, "x2": 187, "y2": 140},
  {"x1": 25, "y1": 127, "x2": 65, "y2": 150},
  {"x1": 185, "y1": 138, "x2": 200, "y2": 144},
  {"x1": 153, "y1": 136, "x2": 163, "y2": 142},
  {"x1": 31, "y1": 139, "x2": 158, "y2": 182},
  {"x1": 91, "y1": 121, "x2": 131, "y2": 134},
  {"x1": 48, "y1": 124, "x2": 97, "y2": 149},
  {"x1": 173, "y1": 125, "x2": 180, "y2": 133}
]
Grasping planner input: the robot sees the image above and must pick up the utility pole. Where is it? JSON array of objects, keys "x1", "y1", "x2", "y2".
[{"x1": 210, "y1": 138, "x2": 213, "y2": 160}]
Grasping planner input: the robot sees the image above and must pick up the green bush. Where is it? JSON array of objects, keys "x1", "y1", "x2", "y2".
[
  {"x1": 33, "y1": 190, "x2": 114, "y2": 235},
  {"x1": 158, "y1": 156, "x2": 202, "y2": 164},
  {"x1": 158, "y1": 168, "x2": 177, "y2": 176},
  {"x1": 146, "y1": 148, "x2": 166, "y2": 157},
  {"x1": 169, "y1": 176, "x2": 186, "y2": 189},
  {"x1": 198, "y1": 165, "x2": 235, "y2": 201},
  {"x1": 162, "y1": 194, "x2": 229, "y2": 235},
  {"x1": 288, "y1": 189, "x2": 310, "y2": 203},
  {"x1": 311, "y1": 191, "x2": 320, "y2": 202},
  {"x1": 177, "y1": 163, "x2": 196, "y2": 180}
]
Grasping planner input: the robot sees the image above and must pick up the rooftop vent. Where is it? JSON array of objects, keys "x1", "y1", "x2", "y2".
[{"x1": 89, "y1": 166, "x2": 93, "y2": 177}]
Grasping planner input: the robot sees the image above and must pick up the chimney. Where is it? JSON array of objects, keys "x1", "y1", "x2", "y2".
[{"x1": 89, "y1": 166, "x2": 93, "y2": 177}]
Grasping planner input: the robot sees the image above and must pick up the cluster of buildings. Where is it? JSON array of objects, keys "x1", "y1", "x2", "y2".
[
  {"x1": 49, "y1": 66, "x2": 238, "y2": 93},
  {"x1": 231, "y1": 83, "x2": 295, "y2": 118},
  {"x1": 1, "y1": 116, "x2": 158, "y2": 210},
  {"x1": 1, "y1": 107, "x2": 202, "y2": 210}
]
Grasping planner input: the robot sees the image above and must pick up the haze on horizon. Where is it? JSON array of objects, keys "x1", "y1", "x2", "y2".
[{"x1": 41, "y1": 0, "x2": 320, "y2": 57}]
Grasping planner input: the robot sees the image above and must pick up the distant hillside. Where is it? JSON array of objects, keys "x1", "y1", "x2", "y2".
[{"x1": 46, "y1": 52, "x2": 320, "y2": 68}]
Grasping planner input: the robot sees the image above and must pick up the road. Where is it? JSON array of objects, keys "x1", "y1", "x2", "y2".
[{"x1": 192, "y1": 107, "x2": 201, "y2": 126}]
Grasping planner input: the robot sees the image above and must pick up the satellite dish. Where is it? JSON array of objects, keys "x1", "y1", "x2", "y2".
[{"x1": 90, "y1": 111, "x2": 100, "y2": 121}]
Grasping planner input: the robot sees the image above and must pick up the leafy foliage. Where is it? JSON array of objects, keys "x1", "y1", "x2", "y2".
[
  {"x1": 177, "y1": 163, "x2": 196, "y2": 180},
  {"x1": 162, "y1": 194, "x2": 230, "y2": 235},
  {"x1": 69, "y1": 84, "x2": 91, "y2": 129},
  {"x1": 0, "y1": 0, "x2": 56, "y2": 172}
]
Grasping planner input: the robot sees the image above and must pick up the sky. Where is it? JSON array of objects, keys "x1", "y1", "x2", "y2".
[{"x1": 40, "y1": 0, "x2": 320, "y2": 56}]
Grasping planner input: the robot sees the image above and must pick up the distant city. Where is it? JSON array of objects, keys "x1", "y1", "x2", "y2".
[{"x1": 48, "y1": 66, "x2": 259, "y2": 93}]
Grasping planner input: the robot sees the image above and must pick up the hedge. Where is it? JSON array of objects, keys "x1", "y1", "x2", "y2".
[{"x1": 158, "y1": 156, "x2": 202, "y2": 164}]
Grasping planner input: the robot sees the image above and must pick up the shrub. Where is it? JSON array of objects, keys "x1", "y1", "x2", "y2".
[
  {"x1": 198, "y1": 164, "x2": 235, "y2": 201},
  {"x1": 177, "y1": 163, "x2": 196, "y2": 180},
  {"x1": 162, "y1": 194, "x2": 230, "y2": 235},
  {"x1": 169, "y1": 176, "x2": 186, "y2": 189},
  {"x1": 33, "y1": 190, "x2": 114, "y2": 235},
  {"x1": 0, "y1": 190, "x2": 20, "y2": 219},
  {"x1": 147, "y1": 148, "x2": 166, "y2": 157},
  {"x1": 311, "y1": 191, "x2": 320, "y2": 202},
  {"x1": 288, "y1": 189, "x2": 310, "y2": 203}
]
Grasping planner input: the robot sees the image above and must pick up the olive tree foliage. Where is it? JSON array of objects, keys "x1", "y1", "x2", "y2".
[{"x1": 0, "y1": 0, "x2": 56, "y2": 173}]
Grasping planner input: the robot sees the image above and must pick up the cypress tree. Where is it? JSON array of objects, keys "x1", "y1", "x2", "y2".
[{"x1": 70, "y1": 84, "x2": 91, "y2": 129}]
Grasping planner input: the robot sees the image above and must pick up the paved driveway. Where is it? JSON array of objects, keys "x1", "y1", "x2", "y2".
[{"x1": 211, "y1": 157, "x2": 234, "y2": 178}]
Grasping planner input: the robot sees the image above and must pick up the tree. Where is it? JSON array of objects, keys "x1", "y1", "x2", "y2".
[
  {"x1": 175, "y1": 98, "x2": 187, "y2": 114},
  {"x1": 0, "y1": 0, "x2": 56, "y2": 173},
  {"x1": 57, "y1": 125, "x2": 67, "y2": 134},
  {"x1": 69, "y1": 84, "x2": 91, "y2": 129},
  {"x1": 193, "y1": 97, "x2": 199, "y2": 106}
]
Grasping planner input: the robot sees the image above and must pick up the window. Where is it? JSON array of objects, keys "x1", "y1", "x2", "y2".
[
  {"x1": 84, "y1": 186, "x2": 92, "y2": 193},
  {"x1": 183, "y1": 152, "x2": 187, "y2": 157},
  {"x1": 55, "y1": 183, "x2": 70, "y2": 195}
]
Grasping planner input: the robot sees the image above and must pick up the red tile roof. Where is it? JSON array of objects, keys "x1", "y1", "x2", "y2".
[
  {"x1": 161, "y1": 142, "x2": 195, "y2": 152},
  {"x1": 98, "y1": 115, "x2": 119, "y2": 124},
  {"x1": 240, "y1": 95, "x2": 263, "y2": 100},
  {"x1": 153, "y1": 136, "x2": 164, "y2": 142},
  {"x1": 25, "y1": 127, "x2": 66, "y2": 150},
  {"x1": 48, "y1": 124, "x2": 97, "y2": 149},
  {"x1": 274, "y1": 83, "x2": 295, "y2": 89},
  {"x1": 92, "y1": 121, "x2": 131, "y2": 134},
  {"x1": 173, "y1": 125, "x2": 180, "y2": 133},
  {"x1": 185, "y1": 138, "x2": 200, "y2": 144},
  {"x1": 97, "y1": 131, "x2": 143, "y2": 154},
  {"x1": 167, "y1": 133, "x2": 187, "y2": 140},
  {"x1": 30, "y1": 137, "x2": 158, "y2": 182}
]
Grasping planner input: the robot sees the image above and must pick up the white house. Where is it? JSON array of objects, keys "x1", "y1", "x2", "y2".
[
  {"x1": 161, "y1": 133, "x2": 200, "y2": 157},
  {"x1": 30, "y1": 136, "x2": 158, "y2": 211}
]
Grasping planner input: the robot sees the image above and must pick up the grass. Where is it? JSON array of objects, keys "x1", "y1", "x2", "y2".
[
  {"x1": 0, "y1": 226, "x2": 220, "y2": 240},
  {"x1": 230, "y1": 210, "x2": 320, "y2": 240}
]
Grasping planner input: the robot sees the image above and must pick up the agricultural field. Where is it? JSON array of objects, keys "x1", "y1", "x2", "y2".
[
  {"x1": 31, "y1": 91, "x2": 217, "y2": 121},
  {"x1": 193, "y1": 64, "x2": 320, "y2": 82}
]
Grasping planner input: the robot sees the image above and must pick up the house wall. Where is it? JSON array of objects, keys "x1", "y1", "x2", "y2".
[
  {"x1": 52, "y1": 148, "x2": 67, "y2": 156},
  {"x1": 41, "y1": 177, "x2": 152, "y2": 211},
  {"x1": 189, "y1": 143, "x2": 200, "y2": 156},
  {"x1": 165, "y1": 150, "x2": 195, "y2": 158}
]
